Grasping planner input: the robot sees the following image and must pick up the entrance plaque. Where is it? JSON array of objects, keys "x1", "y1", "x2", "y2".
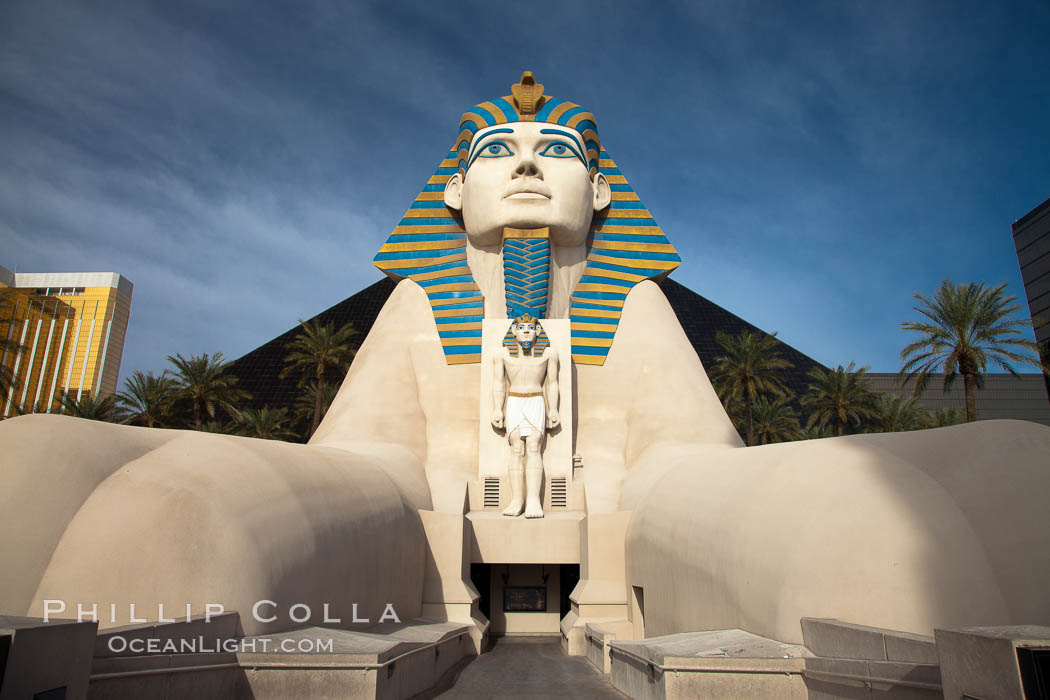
[{"x1": 503, "y1": 586, "x2": 547, "y2": 612}]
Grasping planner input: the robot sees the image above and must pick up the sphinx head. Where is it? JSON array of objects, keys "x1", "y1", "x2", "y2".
[
  {"x1": 373, "y1": 72, "x2": 681, "y2": 367},
  {"x1": 442, "y1": 73, "x2": 612, "y2": 247}
]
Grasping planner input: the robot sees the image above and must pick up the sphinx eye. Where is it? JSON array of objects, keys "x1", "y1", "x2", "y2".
[
  {"x1": 477, "y1": 141, "x2": 513, "y2": 158},
  {"x1": 538, "y1": 141, "x2": 578, "y2": 160}
]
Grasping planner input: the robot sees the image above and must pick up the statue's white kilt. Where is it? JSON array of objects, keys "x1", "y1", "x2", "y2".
[{"x1": 506, "y1": 395, "x2": 545, "y2": 437}]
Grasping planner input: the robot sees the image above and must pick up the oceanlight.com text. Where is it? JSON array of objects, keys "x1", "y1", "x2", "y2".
[{"x1": 106, "y1": 636, "x2": 335, "y2": 654}]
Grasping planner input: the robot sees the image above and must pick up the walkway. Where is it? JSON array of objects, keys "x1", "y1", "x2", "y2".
[{"x1": 428, "y1": 636, "x2": 626, "y2": 699}]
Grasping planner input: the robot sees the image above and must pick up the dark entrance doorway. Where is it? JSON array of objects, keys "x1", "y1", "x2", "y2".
[
  {"x1": 559, "y1": 564, "x2": 580, "y2": 617},
  {"x1": 469, "y1": 563, "x2": 581, "y2": 632},
  {"x1": 469, "y1": 564, "x2": 491, "y2": 620}
]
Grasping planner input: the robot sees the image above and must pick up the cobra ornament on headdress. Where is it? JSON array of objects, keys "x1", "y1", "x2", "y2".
[{"x1": 373, "y1": 71, "x2": 681, "y2": 366}]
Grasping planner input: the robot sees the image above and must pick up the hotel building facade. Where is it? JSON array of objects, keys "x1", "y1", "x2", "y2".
[{"x1": 0, "y1": 265, "x2": 133, "y2": 417}]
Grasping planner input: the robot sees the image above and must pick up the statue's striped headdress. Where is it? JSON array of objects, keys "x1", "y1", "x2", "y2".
[
  {"x1": 502, "y1": 313, "x2": 550, "y2": 358},
  {"x1": 373, "y1": 72, "x2": 680, "y2": 366}
]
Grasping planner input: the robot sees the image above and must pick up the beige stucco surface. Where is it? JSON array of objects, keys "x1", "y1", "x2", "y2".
[
  {"x1": 313, "y1": 279, "x2": 481, "y2": 514},
  {"x1": 0, "y1": 415, "x2": 430, "y2": 636},
  {"x1": 575, "y1": 280, "x2": 743, "y2": 512},
  {"x1": 625, "y1": 419, "x2": 1050, "y2": 644}
]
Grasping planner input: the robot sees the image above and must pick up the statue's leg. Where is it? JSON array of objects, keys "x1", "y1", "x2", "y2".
[
  {"x1": 502, "y1": 428, "x2": 526, "y2": 517},
  {"x1": 524, "y1": 432, "x2": 544, "y2": 518}
]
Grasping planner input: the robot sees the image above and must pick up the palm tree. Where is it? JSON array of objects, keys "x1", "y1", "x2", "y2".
[
  {"x1": 281, "y1": 319, "x2": 358, "y2": 436},
  {"x1": 292, "y1": 379, "x2": 341, "y2": 433},
  {"x1": 802, "y1": 424, "x2": 833, "y2": 440},
  {"x1": 59, "y1": 392, "x2": 119, "y2": 422},
  {"x1": 0, "y1": 289, "x2": 25, "y2": 402},
  {"x1": 924, "y1": 407, "x2": 966, "y2": 428},
  {"x1": 167, "y1": 352, "x2": 250, "y2": 430},
  {"x1": 237, "y1": 406, "x2": 297, "y2": 441},
  {"x1": 709, "y1": 330, "x2": 793, "y2": 446},
  {"x1": 0, "y1": 363, "x2": 21, "y2": 413},
  {"x1": 200, "y1": 420, "x2": 232, "y2": 434},
  {"x1": 751, "y1": 395, "x2": 803, "y2": 444},
  {"x1": 114, "y1": 370, "x2": 178, "y2": 427},
  {"x1": 802, "y1": 362, "x2": 879, "y2": 436},
  {"x1": 899, "y1": 279, "x2": 1046, "y2": 422},
  {"x1": 870, "y1": 394, "x2": 926, "y2": 433}
]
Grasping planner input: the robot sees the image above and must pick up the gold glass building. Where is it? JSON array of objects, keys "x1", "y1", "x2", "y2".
[{"x1": 1, "y1": 265, "x2": 133, "y2": 417}]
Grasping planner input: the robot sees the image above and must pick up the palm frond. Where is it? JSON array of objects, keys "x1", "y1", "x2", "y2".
[
  {"x1": 166, "y1": 352, "x2": 250, "y2": 428},
  {"x1": 801, "y1": 362, "x2": 878, "y2": 435},
  {"x1": 898, "y1": 278, "x2": 1045, "y2": 421}
]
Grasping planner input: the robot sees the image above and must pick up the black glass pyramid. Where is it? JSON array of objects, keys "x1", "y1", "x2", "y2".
[{"x1": 226, "y1": 277, "x2": 826, "y2": 419}]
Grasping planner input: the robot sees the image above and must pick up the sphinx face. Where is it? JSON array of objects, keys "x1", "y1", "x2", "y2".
[{"x1": 444, "y1": 122, "x2": 610, "y2": 247}]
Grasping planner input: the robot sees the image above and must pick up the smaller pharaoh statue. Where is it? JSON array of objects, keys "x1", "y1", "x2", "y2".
[{"x1": 491, "y1": 314, "x2": 560, "y2": 518}]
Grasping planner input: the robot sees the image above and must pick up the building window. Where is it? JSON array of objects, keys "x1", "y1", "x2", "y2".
[{"x1": 33, "y1": 287, "x2": 85, "y2": 297}]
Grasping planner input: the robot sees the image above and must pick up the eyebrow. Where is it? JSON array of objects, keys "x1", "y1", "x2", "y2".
[
  {"x1": 539, "y1": 127, "x2": 586, "y2": 155},
  {"x1": 468, "y1": 127, "x2": 516, "y2": 161}
]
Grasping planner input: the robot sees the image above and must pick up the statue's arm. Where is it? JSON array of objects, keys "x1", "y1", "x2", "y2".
[
  {"x1": 544, "y1": 348, "x2": 560, "y2": 428},
  {"x1": 492, "y1": 350, "x2": 506, "y2": 429}
]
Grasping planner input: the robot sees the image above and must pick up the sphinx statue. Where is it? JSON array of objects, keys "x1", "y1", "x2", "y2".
[{"x1": 1, "y1": 72, "x2": 1047, "y2": 649}]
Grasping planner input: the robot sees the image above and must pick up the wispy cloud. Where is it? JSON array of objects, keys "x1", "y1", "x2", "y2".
[{"x1": 1, "y1": 0, "x2": 1047, "y2": 385}]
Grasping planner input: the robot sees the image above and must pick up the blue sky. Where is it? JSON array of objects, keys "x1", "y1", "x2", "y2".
[{"x1": 2, "y1": 0, "x2": 1048, "y2": 384}]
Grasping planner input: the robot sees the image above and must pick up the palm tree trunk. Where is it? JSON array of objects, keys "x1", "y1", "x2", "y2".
[
  {"x1": 312, "y1": 370, "x2": 324, "y2": 437},
  {"x1": 745, "y1": 401, "x2": 754, "y2": 446},
  {"x1": 193, "y1": 400, "x2": 202, "y2": 430},
  {"x1": 963, "y1": 372, "x2": 977, "y2": 422}
]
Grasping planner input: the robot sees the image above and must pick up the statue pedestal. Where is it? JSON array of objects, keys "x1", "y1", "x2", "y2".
[{"x1": 466, "y1": 511, "x2": 584, "y2": 564}]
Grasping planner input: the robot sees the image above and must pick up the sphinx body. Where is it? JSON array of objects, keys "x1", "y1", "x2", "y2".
[{"x1": 1, "y1": 74, "x2": 1049, "y2": 647}]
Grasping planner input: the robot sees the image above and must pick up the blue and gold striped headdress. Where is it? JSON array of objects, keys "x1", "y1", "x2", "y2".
[
  {"x1": 373, "y1": 71, "x2": 680, "y2": 366},
  {"x1": 456, "y1": 73, "x2": 601, "y2": 177},
  {"x1": 502, "y1": 313, "x2": 550, "y2": 358}
]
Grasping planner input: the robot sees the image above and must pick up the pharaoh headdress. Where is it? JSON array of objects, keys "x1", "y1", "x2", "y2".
[
  {"x1": 502, "y1": 313, "x2": 550, "y2": 358},
  {"x1": 373, "y1": 72, "x2": 680, "y2": 366}
]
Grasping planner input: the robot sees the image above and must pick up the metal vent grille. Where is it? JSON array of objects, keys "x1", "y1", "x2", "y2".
[
  {"x1": 483, "y1": 477, "x2": 500, "y2": 508},
  {"x1": 550, "y1": 477, "x2": 567, "y2": 508}
]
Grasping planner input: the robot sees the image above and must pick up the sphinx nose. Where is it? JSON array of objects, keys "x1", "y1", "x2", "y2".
[{"x1": 513, "y1": 154, "x2": 542, "y2": 178}]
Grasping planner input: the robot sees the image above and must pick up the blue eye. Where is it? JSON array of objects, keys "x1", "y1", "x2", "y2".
[
  {"x1": 539, "y1": 141, "x2": 578, "y2": 159},
  {"x1": 477, "y1": 141, "x2": 513, "y2": 158}
]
